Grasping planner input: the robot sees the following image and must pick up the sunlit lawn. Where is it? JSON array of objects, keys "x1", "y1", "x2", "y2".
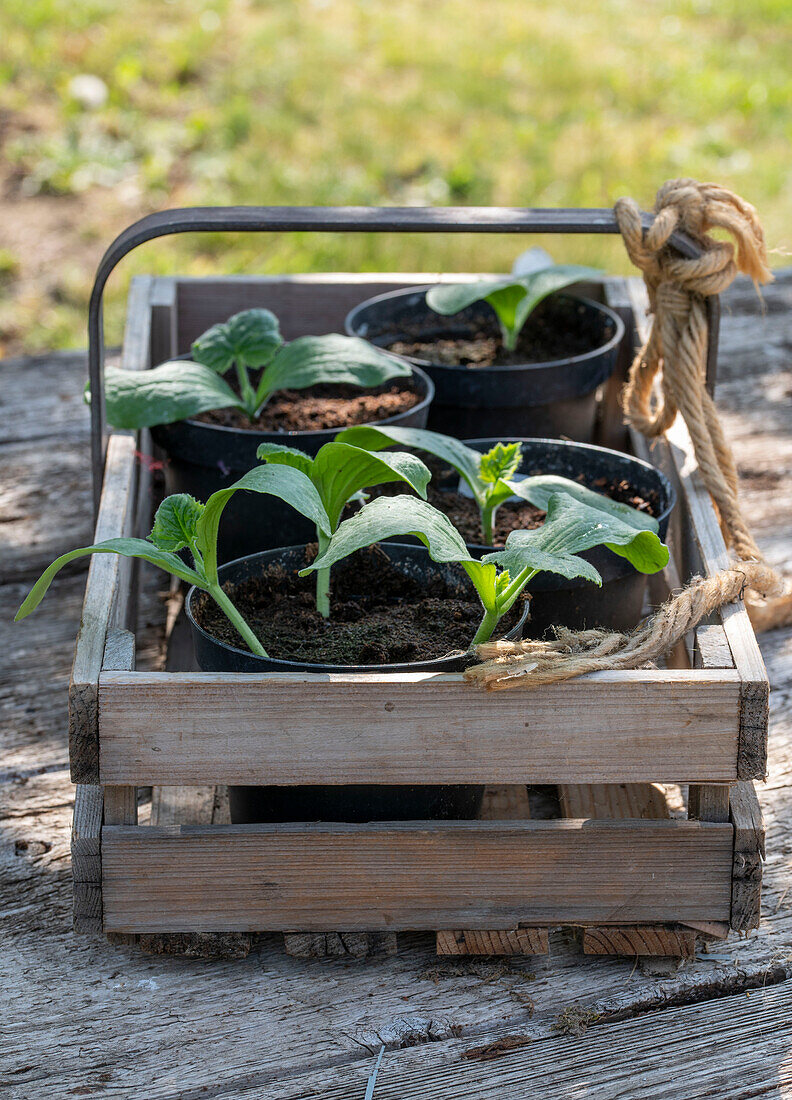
[{"x1": 0, "y1": 0, "x2": 790, "y2": 352}]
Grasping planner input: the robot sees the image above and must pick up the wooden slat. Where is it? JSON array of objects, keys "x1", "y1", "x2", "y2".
[
  {"x1": 437, "y1": 929, "x2": 549, "y2": 956},
  {"x1": 559, "y1": 783, "x2": 670, "y2": 821},
  {"x1": 69, "y1": 434, "x2": 138, "y2": 783},
  {"x1": 101, "y1": 819, "x2": 733, "y2": 933},
  {"x1": 283, "y1": 932, "x2": 398, "y2": 959},
  {"x1": 71, "y1": 784, "x2": 103, "y2": 934},
  {"x1": 582, "y1": 926, "x2": 695, "y2": 957},
  {"x1": 96, "y1": 668, "x2": 742, "y2": 786},
  {"x1": 730, "y1": 780, "x2": 765, "y2": 931}
]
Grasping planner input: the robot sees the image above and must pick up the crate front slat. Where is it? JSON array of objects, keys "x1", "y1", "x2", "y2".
[
  {"x1": 102, "y1": 818, "x2": 733, "y2": 934},
  {"x1": 97, "y1": 667, "x2": 742, "y2": 786}
]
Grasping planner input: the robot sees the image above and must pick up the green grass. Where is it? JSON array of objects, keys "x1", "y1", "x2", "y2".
[{"x1": 0, "y1": 0, "x2": 790, "y2": 353}]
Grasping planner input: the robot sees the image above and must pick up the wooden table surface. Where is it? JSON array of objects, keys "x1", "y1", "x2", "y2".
[{"x1": 2, "y1": 272, "x2": 791, "y2": 1099}]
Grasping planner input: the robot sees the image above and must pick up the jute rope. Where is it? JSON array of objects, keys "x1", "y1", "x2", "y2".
[{"x1": 466, "y1": 179, "x2": 791, "y2": 691}]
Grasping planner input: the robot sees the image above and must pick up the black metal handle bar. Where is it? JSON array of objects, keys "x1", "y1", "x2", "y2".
[{"x1": 88, "y1": 205, "x2": 720, "y2": 512}]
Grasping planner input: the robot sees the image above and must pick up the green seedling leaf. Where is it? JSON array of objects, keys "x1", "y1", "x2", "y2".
[
  {"x1": 196, "y1": 464, "x2": 332, "y2": 583},
  {"x1": 299, "y1": 494, "x2": 474, "y2": 575},
  {"x1": 505, "y1": 474, "x2": 660, "y2": 533},
  {"x1": 484, "y1": 492, "x2": 668, "y2": 579},
  {"x1": 310, "y1": 443, "x2": 431, "y2": 529},
  {"x1": 102, "y1": 362, "x2": 240, "y2": 430},
  {"x1": 255, "y1": 442, "x2": 315, "y2": 477},
  {"x1": 191, "y1": 308, "x2": 282, "y2": 373},
  {"x1": 335, "y1": 424, "x2": 485, "y2": 502},
  {"x1": 426, "y1": 265, "x2": 602, "y2": 351},
  {"x1": 149, "y1": 494, "x2": 205, "y2": 552},
  {"x1": 15, "y1": 539, "x2": 203, "y2": 621},
  {"x1": 257, "y1": 334, "x2": 409, "y2": 406},
  {"x1": 479, "y1": 441, "x2": 522, "y2": 485}
]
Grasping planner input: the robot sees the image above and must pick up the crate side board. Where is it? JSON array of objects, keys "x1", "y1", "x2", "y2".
[
  {"x1": 97, "y1": 667, "x2": 742, "y2": 786},
  {"x1": 101, "y1": 818, "x2": 733, "y2": 934}
]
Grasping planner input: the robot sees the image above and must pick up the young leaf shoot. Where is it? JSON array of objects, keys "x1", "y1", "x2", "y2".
[
  {"x1": 336, "y1": 425, "x2": 659, "y2": 548},
  {"x1": 299, "y1": 491, "x2": 668, "y2": 646},
  {"x1": 15, "y1": 467, "x2": 331, "y2": 657},
  {"x1": 256, "y1": 440, "x2": 431, "y2": 616},
  {"x1": 99, "y1": 310, "x2": 410, "y2": 429},
  {"x1": 425, "y1": 263, "x2": 602, "y2": 351}
]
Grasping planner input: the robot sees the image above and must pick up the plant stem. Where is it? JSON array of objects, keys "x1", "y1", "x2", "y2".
[
  {"x1": 472, "y1": 607, "x2": 501, "y2": 646},
  {"x1": 208, "y1": 584, "x2": 269, "y2": 657},
  {"x1": 315, "y1": 529, "x2": 331, "y2": 618},
  {"x1": 234, "y1": 358, "x2": 257, "y2": 418},
  {"x1": 481, "y1": 501, "x2": 495, "y2": 546}
]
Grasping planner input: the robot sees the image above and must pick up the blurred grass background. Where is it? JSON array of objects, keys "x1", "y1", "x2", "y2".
[{"x1": 0, "y1": 0, "x2": 790, "y2": 354}]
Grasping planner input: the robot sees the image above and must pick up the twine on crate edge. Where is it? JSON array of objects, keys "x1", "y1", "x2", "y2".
[{"x1": 465, "y1": 179, "x2": 792, "y2": 691}]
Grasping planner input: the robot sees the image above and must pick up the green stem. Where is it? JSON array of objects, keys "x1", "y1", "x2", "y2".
[
  {"x1": 208, "y1": 584, "x2": 268, "y2": 657},
  {"x1": 472, "y1": 607, "x2": 501, "y2": 646},
  {"x1": 315, "y1": 530, "x2": 331, "y2": 618},
  {"x1": 481, "y1": 501, "x2": 495, "y2": 546},
  {"x1": 234, "y1": 358, "x2": 257, "y2": 418}
]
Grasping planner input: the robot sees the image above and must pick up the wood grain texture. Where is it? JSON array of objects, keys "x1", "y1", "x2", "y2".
[
  {"x1": 436, "y1": 929, "x2": 549, "y2": 956},
  {"x1": 582, "y1": 926, "x2": 695, "y2": 957},
  {"x1": 68, "y1": 433, "x2": 138, "y2": 783},
  {"x1": 559, "y1": 783, "x2": 670, "y2": 821},
  {"x1": 101, "y1": 819, "x2": 733, "y2": 933},
  {"x1": 96, "y1": 668, "x2": 743, "y2": 786},
  {"x1": 71, "y1": 784, "x2": 103, "y2": 934},
  {"x1": 730, "y1": 780, "x2": 765, "y2": 932},
  {"x1": 284, "y1": 932, "x2": 398, "y2": 959}
]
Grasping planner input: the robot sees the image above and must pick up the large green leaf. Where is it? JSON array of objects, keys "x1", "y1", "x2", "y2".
[
  {"x1": 310, "y1": 442, "x2": 431, "y2": 529},
  {"x1": 102, "y1": 363, "x2": 240, "y2": 430},
  {"x1": 149, "y1": 494, "x2": 205, "y2": 552},
  {"x1": 483, "y1": 492, "x2": 668, "y2": 578},
  {"x1": 196, "y1": 464, "x2": 332, "y2": 582},
  {"x1": 299, "y1": 495, "x2": 473, "y2": 575},
  {"x1": 191, "y1": 309, "x2": 282, "y2": 373},
  {"x1": 426, "y1": 266, "x2": 602, "y2": 349},
  {"x1": 505, "y1": 474, "x2": 660, "y2": 533},
  {"x1": 15, "y1": 539, "x2": 203, "y2": 621},
  {"x1": 255, "y1": 442, "x2": 314, "y2": 478},
  {"x1": 335, "y1": 424, "x2": 485, "y2": 502},
  {"x1": 257, "y1": 334, "x2": 409, "y2": 405}
]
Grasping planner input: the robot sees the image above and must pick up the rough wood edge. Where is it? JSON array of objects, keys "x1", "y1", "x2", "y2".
[
  {"x1": 437, "y1": 929, "x2": 549, "y2": 956},
  {"x1": 582, "y1": 926, "x2": 695, "y2": 957},
  {"x1": 71, "y1": 784, "x2": 103, "y2": 935},
  {"x1": 68, "y1": 435, "x2": 138, "y2": 784},
  {"x1": 730, "y1": 780, "x2": 765, "y2": 932},
  {"x1": 284, "y1": 932, "x2": 398, "y2": 959}
]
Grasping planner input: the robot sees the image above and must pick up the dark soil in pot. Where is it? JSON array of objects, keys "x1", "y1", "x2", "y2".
[
  {"x1": 150, "y1": 364, "x2": 434, "y2": 564},
  {"x1": 370, "y1": 437, "x2": 675, "y2": 635},
  {"x1": 187, "y1": 544, "x2": 528, "y2": 826},
  {"x1": 345, "y1": 289, "x2": 623, "y2": 440}
]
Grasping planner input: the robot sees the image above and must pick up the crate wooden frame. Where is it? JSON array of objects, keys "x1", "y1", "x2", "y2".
[{"x1": 70, "y1": 265, "x2": 767, "y2": 954}]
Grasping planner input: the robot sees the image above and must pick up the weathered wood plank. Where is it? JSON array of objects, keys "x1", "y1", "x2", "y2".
[
  {"x1": 582, "y1": 926, "x2": 695, "y2": 957},
  {"x1": 96, "y1": 668, "x2": 743, "y2": 785},
  {"x1": 70, "y1": 784, "x2": 103, "y2": 934},
  {"x1": 68, "y1": 433, "x2": 138, "y2": 784},
  {"x1": 437, "y1": 929, "x2": 549, "y2": 956},
  {"x1": 730, "y1": 780, "x2": 765, "y2": 932},
  {"x1": 559, "y1": 783, "x2": 670, "y2": 821},
  {"x1": 101, "y1": 819, "x2": 733, "y2": 933}
]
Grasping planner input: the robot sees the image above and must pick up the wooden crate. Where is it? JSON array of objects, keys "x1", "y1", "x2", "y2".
[{"x1": 70, "y1": 273, "x2": 767, "y2": 957}]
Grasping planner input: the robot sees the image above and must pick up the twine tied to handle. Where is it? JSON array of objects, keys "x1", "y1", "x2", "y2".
[{"x1": 466, "y1": 179, "x2": 791, "y2": 691}]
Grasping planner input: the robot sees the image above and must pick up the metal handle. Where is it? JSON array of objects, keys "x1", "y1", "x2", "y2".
[{"x1": 88, "y1": 205, "x2": 720, "y2": 511}]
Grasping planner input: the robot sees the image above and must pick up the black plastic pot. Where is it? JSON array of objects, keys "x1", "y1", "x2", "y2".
[
  {"x1": 186, "y1": 543, "x2": 528, "y2": 825},
  {"x1": 345, "y1": 288, "x2": 624, "y2": 441},
  {"x1": 150, "y1": 363, "x2": 434, "y2": 564},
  {"x1": 460, "y1": 438, "x2": 675, "y2": 635}
]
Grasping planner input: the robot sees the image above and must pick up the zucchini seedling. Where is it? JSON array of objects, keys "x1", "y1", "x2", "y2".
[
  {"x1": 256, "y1": 440, "x2": 431, "y2": 616},
  {"x1": 299, "y1": 491, "x2": 669, "y2": 646},
  {"x1": 336, "y1": 425, "x2": 660, "y2": 548},
  {"x1": 98, "y1": 308, "x2": 411, "y2": 429},
  {"x1": 424, "y1": 261, "x2": 602, "y2": 352},
  {"x1": 15, "y1": 466, "x2": 331, "y2": 658}
]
